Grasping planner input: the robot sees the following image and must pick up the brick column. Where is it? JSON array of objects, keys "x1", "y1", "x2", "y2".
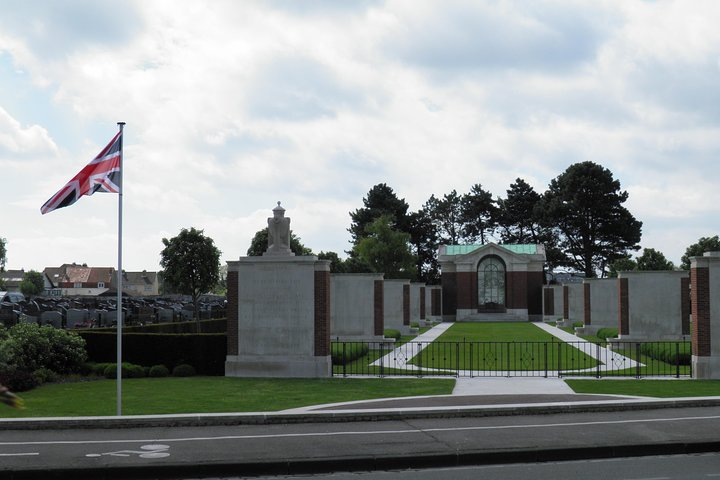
[
  {"x1": 681, "y1": 276, "x2": 691, "y2": 336},
  {"x1": 419, "y1": 287, "x2": 426, "y2": 320},
  {"x1": 226, "y1": 269, "x2": 238, "y2": 356},
  {"x1": 403, "y1": 284, "x2": 410, "y2": 326},
  {"x1": 562, "y1": 285, "x2": 569, "y2": 320},
  {"x1": 374, "y1": 279, "x2": 384, "y2": 336},
  {"x1": 314, "y1": 270, "x2": 330, "y2": 357},
  {"x1": 692, "y1": 264, "x2": 711, "y2": 357},
  {"x1": 583, "y1": 283, "x2": 591, "y2": 326},
  {"x1": 543, "y1": 287, "x2": 554, "y2": 316},
  {"x1": 618, "y1": 277, "x2": 629, "y2": 336}
]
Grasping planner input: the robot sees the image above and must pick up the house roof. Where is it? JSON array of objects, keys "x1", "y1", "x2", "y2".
[
  {"x1": 0, "y1": 269, "x2": 25, "y2": 286},
  {"x1": 123, "y1": 271, "x2": 158, "y2": 284}
]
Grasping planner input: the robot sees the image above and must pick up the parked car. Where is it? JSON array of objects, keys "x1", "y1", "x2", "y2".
[{"x1": 0, "y1": 291, "x2": 25, "y2": 304}]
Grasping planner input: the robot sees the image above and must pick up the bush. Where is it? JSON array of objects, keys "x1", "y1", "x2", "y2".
[
  {"x1": 384, "y1": 329, "x2": 401, "y2": 341},
  {"x1": 149, "y1": 364, "x2": 170, "y2": 377},
  {"x1": 0, "y1": 366, "x2": 40, "y2": 392},
  {"x1": 172, "y1": 364, "x2": 196, "y2": 377},
  {"x1": 32, "y1": 367, "x2": 59, "y2": 384},
  {"x1": 331, "y1": 342, "x2": 369, "y2": 365},
  {"x1": 103, "y1": 362, "x2": 146, "y2": 379},
  {"x1": 596, "y1": 328, "x2": 619, "y2": 341},
  {"x1": 91, "y1": 362, "x2": 114, "y2": 376},
  {"x1": 0, "y1": 323, "x2": 87, "y2": 374},
  {"x1": 640, "y1": 343, "x2": 691, "y2": 366}
]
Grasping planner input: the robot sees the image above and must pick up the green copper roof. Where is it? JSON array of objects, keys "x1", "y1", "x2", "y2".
[{"x1": 444, "y1": 244, "x2": 538, "y2": 256}]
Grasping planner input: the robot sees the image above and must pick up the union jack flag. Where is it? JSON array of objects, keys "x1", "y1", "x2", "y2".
[{"x1": 41, "y1": 131, "x2": 122, "y2": 215}]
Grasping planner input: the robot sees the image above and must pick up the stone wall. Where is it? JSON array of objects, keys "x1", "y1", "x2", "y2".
[
  {"x1": 330, "y1": 273, "x2": 385, "y2": 342},
  {"x1": 383, "y1": 279, "x2": 412, "y2": 335}
]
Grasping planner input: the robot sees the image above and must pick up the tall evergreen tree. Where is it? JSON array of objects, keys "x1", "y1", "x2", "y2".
[
  {"x1": 407, "y1": 208, "x2": 440, "y2": 284},
  {"x1": 348, "y1": 183, "x2": 410, "y2": 249},
  {"x1": 539, "y1": 161, "x2": 642, "y2": 278},
  {"x1": 636, "y1": 248, "x2": 674, "y2": 271},
  {"x1": 680, "y1": 235, "x2": 720, "y2": 270},
  {"x1": 460, "y1": 183, "x2": 497, "y2": 244},
  {"x1": 352, "y1": 215, "x2": 417, "y2": 279},
  {"x1": 424, "y1": 190, "x2": 464, "y2": 245}
]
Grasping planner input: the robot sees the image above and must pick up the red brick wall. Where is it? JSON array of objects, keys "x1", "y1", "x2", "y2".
[
  {"x1": 441, "y1": 272, "x2": 457, "y2": 316},
  {"x1": 681, "y1": 277, "x2": 691, "y2": 336},
  {"x1": 374, "y1": 279, "x2": 384, "y2": 336},
  {"x1": 431, "y1": 288, "x2": 442, "y2": 316},
  {"x1": 419, "y1": 287, "x2": 426, "y2": 320},
  {"x1": 563, "y1": 285, "x2": 569, "y2": 319},
  {"x1": 314, "y1": 270, "x2": 330, "y2": 357},
  {"x1": 583, "y1": 283, "x2": 591, "y2": 326},
  {"x1": 506, "y1": 271, "x2": 528, "y2": 309},
  {"x1": 456, "y1": 272, "x2": 475, "y2": 309},
  {"x1": 527, "y1": 271, "x2": 544, "y2": 315},
  {"x1": 691, "y1": 266, "x2": 710, "y2": 357},
  {"x1": 618, "y1": 278, "x2": 629, "y2": 336},
  {"x1": 403, "y1": 284, "x2": 410, "y2": 326},
  {"x1": 226, "y1": 270, "x2": 238, "y2": 356},
  {"x1": 543, "y1": 287, "x2": 554, "y2": 316}
]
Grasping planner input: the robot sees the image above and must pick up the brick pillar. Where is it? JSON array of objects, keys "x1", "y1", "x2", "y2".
[
  {"x1": 226, "y1": 270, "x2": 238, "y2": 356},
  {"x1": 403, "y1": 284, "x2": 410, "y2": 326},
  {"x1": 543, "y1": 287, "x2": 554, "y2": 316},
  {"x1": 681, "y1": 276, "x2": 691, "y2": 336},
  {"x1": 314, "y1": 270, "x2": 330, "y2": 357},
  {"x1": 374, "y1": 279, "x2": 384, "y2": 336},
  {"x1": 583, "y1": 283, "x2": 591, "y2": 326},
  {"x1": 562, "y1": 285, "x2": 569, "y2": 320},
  {"x1": 618, "y1": 277, "x2": 629, "y2": 336},
  {"x1": 692, "y1": 265, "x2": 711, "y2": 357}
]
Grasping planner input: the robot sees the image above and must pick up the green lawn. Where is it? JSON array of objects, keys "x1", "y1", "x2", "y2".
[
  {"x1": 0, "y1": 376, "x2": 455, "y2": 418},
  {"x1": 567, "y1": 379, "x2": 720, "y2": 397}
]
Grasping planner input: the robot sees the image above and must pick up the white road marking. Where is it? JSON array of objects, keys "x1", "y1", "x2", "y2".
[
  {"x1": 1, "y1": 414, "x2": 720, "y2": 448},
  {"x1": 0, "y1": 452, "x2": 39, "y2": 456}
]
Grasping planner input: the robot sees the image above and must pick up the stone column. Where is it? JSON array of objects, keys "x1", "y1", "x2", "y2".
[{"x1": 692, "y1": 252, "x2": 720, "y2": 378}]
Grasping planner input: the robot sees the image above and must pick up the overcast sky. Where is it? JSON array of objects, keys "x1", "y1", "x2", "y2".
[{"x1": 1, "y1": 0, "x2": 719, "y2": 273}]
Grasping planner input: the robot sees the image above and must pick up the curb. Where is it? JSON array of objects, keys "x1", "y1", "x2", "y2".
[{"x1": 3, "y1": 397, "x2": 720, "y2": 430}]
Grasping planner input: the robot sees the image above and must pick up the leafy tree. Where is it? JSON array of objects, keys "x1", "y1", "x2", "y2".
[
  {"x1": 424, "y1": 190, "x2": 464, "y2": 245},
  {"x1": 0, "y1": 323, "x2": 87, "y2": 374},
  {"x1": 160, "y1": 227, "x2": 221, "y2": 327},
  {"x1": 317, "y1": 251, "x2": 348, "y2": 273},
  {"x1": 348, "y1": 184, "x2": 410, "y2": 248},
  {"x1": 539, "y1": 161, "x2": 642, "y2": 278},
  {"x1": 246, "y1": 228, "x2": 313, "y2": 256},
  {"x1": 680, "y1": 235, "x2": 720, "y2": 270},
  {"x1": 608, "y1": 257, "x2": 638, "y2": 278},
  {"x1": 636, "y1": 248, "x2": 674, "y2": 271},
  {"x1": 460, "y1": 183, "x2": 497, "y2": 244},
  {"x1": 407, "y1": 209, "x2": 440, "y2": 284},
  {"x1": 19, "y1": 270, "x2": 44, "y2": 298},
  {"x1": 352, "y1": 215, "x2": 417, "y2": 279},
  {"x1": 0, "y1": 237, "x2": 6, "y2": 272}
]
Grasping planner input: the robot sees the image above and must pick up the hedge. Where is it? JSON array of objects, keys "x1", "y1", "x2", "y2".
[
  {"x1": 77, "y1": 332, "x2": 226, "y2": 375},
  {"x1": 639, "y1": 342, "x2": 691, "y2": 366},
  {"x1": 331, "y1": 342, "x2": 369, "y2": 365}
]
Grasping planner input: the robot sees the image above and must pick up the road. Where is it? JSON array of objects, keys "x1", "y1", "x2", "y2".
[{"x1": 2, "y1": 406, "x2": 720, "y2": 479}]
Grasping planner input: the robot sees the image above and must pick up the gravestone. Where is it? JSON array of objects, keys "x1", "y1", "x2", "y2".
[
  {"x1": 41, "y1": 311, "x2": 62, "y2": 328},
  {"x1": 225, "y1": 203, "x2": 331, "y2": 377}
]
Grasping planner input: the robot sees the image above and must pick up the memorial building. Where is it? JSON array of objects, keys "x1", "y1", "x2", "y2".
[{"x1": 438, "y1": 243, "x2": 546, "y2": 322}]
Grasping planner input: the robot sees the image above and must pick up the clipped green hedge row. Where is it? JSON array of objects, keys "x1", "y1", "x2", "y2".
[
  {"x1": 595, "y1": 328, "x2": 619, "y2": 341},
  {"x1": 77, "y1": 332, "x2": 226, "y2": 375},
  {"x1": 83, "y1": 318, "x2": 227, "y2": 334},
  {"x1": 384, "y1": 329, "x2": 401, "y2": 341},
  {"x1": 331, "y1": 342, "x2": 369, "y2": 365},
  {"x1": 639, "y1": 342, "x2": 691, "y2": 366}
]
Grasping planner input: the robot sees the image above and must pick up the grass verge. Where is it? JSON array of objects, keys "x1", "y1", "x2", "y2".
[
  {"x1": 566, "y1": 379, "x2": 720, "y2": 397},
  {"x1": 0, "y1": 377, "x2": 455, "y2": 418}
]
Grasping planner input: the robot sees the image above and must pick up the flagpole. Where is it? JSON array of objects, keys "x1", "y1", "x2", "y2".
[{"x1": 116, "y1": 122, "x2": 125, "y2": 417}]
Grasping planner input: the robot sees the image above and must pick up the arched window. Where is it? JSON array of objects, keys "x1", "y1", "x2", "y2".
[{"x1": 477, "y1": 256, "x2": 505, "y2": 307}]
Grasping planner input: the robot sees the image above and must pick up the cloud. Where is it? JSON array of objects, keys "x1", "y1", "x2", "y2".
[{"x1": 0, "y1": 106, "x2": 57, "y2": 158}]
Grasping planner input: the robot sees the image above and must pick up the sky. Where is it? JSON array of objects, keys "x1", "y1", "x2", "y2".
[{"x1": 1, "y1": 0, "x2": 719, "y2": 273}]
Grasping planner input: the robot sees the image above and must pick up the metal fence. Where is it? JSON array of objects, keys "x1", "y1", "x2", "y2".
[{"x1": 331, "y1": 340, "x2": 692, "y2": 378}]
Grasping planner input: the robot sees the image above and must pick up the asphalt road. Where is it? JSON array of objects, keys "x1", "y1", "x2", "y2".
[{"x1": 3, "y1": 405, "x2": 720, "y2": 479}]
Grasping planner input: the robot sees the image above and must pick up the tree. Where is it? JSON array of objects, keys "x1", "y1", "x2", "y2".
[
  {"x1": 19, "y1": 270, "x2": 44, "y2": 298},
  {"x1": 317, "y1": 251, "x2": 347, "y2": 273},
  {"x1": 348, "y1": 184, "x2": 410, "y2": 248},
  {"x1": 680, "y1": 235, "x2": 720, "y2": 270},
  {"x1": 407, "y1": 208, "x2": 440, "y2": 284},
  {"x1": 608, "y1": 256, "x2": 637, "y2": 278},
  {"x1": 160, "y1": 227, "x2": 221, "y2": 328},
  {"x1": 352, "y1": 215, "x2": 417, "y2": 279},
  {"x1": 0, "y1": 237, "x2": 6, "y2": 272},
  {"x1": 460, "y1": 183, "x2": 497, "y2": 244},
  {"x1": 539, "y1": 161, "x2": 642, "y2": 278},
  {"x1": 424, "y1": 190, "x2": 464, "y2": 245},
  {"x1": 246, "y1": 228, "x2": 313, "y2": 256},
  {"x1": 636, "y1": 248, "x2": 674, "y2": 271}
]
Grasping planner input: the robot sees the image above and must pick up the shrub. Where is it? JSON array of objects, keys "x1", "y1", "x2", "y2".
[
  {"x1": 384, "y1": 329, "x2": 401, "y2": 341},
  {"x1": 331, "y1": 342, "x2": 369, "y2": 365},
  {"x1": 596, "y1": 328, "x2": 619, "y2": 341},
  {"x1": 92, "y1": 362, "x2": 114, "y2": 376},
  {"x1": 172, "y1": 364, "x2": 196, "y2": 377},
  {"x1": 32, "y1": 367, "x2": 59, "y2": 384},
  {"x1": 103, "y1": 362, "x2": 146, "y2": 379},
  {"x1": 149, "y1": 364, "x2": 170, "y2": 377},
  {"x1": 640, "y1": 343, "x2": 691, "y2": 366},
  {"x1": 0, "y1": 323, "x2": 87, "y2": 374},
  {"x1": 0, "y1": 366, "x2": 40, "y2": 392}
]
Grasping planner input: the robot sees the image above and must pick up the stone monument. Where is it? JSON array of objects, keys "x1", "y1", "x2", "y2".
[{"x1": 225, "y1": 203, "x2": 331, "y2": 378}]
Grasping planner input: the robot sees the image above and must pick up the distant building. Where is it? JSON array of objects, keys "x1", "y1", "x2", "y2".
[
  {"x1": 438, "y1": 243, "x2": 546, "y2": 322},
  {"x1": 0, "y1": 269, "x2": 25, "y2": 293},
  {"x1": 42, "y1": 264, "x2": 159, "y2": 297}
]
